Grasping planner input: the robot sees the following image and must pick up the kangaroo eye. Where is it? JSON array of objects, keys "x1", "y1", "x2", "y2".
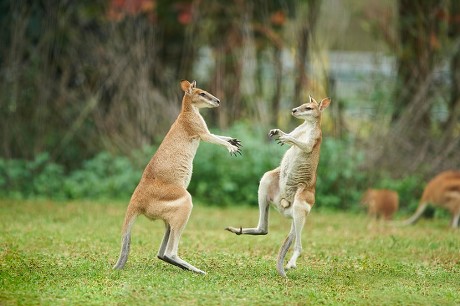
[
  {"x1": 199, "y1": 93, "x2": 206, "y2": 97},
  {"x1": 305, "y1": 107, "x2": 313, "y2": 111}
]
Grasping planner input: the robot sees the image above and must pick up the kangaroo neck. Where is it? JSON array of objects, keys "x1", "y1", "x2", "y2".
[
  {"x1": 181, "y1": 95, "x2": 199, "y2": 114},
  {"x1": 303, "y1": 117, "x2": 320, "y2": 129}
]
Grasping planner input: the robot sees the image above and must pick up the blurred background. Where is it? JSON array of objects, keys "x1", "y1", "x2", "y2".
[{"x1": 0, "y1": 0, "x2": 459, "y2": 213}]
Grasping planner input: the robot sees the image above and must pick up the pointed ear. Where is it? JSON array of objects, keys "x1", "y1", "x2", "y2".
[
  {"x1": 191, "y1": 80, "x2": 196, "y2": 88},
  {"x1": 180, "y1": 80, "x2": 193, "y2": 94},
  {"x1": 319, "y1": 98, "x2": 331, "y2": 111},
  {"x1": 309, "y1": 95, "x2": 319, "y2": 105}
]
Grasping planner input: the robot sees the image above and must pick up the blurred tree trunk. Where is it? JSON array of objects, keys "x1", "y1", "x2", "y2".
[
  {"x1": 178, "y1": 1, "x2": 200, "y2": 82},
  {"x1": 210, "y1": 41, "x2": 243, "y2": 130},
  {"x1": 392, "y1": 0, "x2": 443, "y2": 131},
  {"x1": 208, "y1": 1, "x2": 244, "y2": 129},
  {"x1": 374, "y1": 0, "x2": 454, "y2": 174},
  {"x1": 445, "y1": 0, "x2": 460, "y2": 135},
  {"x1": 293, "y1": 0, "x2": 320, "y2": 107},
  {"x1": 271, "y1": 46, "x2": 282, "y2": 126},
  {"x1": 327, "y1": 75, "x2": 345, "y2": 138}
]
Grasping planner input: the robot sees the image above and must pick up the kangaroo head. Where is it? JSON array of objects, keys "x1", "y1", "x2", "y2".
[
  {"x1": 180, "y1": 80, "x2": 220, "y2": 108},
  {"x1": 291, "y1": 96, "x2": 331, "y2": 121}
]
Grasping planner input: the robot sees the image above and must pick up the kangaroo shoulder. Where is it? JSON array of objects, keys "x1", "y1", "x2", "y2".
[{"x1": 177, "y1": 112, "x2": 207, "y2": 136}]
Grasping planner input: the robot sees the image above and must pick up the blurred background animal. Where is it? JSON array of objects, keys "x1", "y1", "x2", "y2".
[
  {"x1": 361, "y1": 189, "x2": 399, "y2": 221},
  {"x1": 402, "y1": 170, "x2": 460, "y2": 228}
]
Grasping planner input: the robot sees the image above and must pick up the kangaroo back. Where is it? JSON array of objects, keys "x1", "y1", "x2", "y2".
[
  {"x1": 142, "y1": 80, "x2": 221, "y2": 187},
  {"x1": 362, "y1": 189, "x2": 399, "y2": 220},
  {"x1": 404, "y1": 170, "x2": 460, "y2": 228}
]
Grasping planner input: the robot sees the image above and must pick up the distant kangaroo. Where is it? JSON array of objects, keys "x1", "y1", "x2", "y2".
[
  {"x1": 402, "y1": 170, "x2": 460, "y2": 228},
  {"x1": 361, "y1": 189, "x2": 399, "y2": 221},
  {"x1": 113, "y1": 80, "x2": 242, "y2": 274},
  {"x1": 226, "y1": 95, "x2": 330, "y2": 277}
]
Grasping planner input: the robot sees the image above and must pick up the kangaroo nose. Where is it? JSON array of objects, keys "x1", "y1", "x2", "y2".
[
  {"x1": 216, "y1": 99, "x2": 220, "y2": 105},
  {"x1": 292, "y1": 108, "x2": 297, "y2": 114}
]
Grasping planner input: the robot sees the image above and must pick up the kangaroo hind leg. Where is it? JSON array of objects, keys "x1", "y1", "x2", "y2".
[
  {"x1": 285, "y1": 187, "x2": 313, "y2": 271},
  {"x1": 451, "y1": 210, "x2": 460, "y2": 229},
  {"x1": 157, "y1": 222, "x2": 171, "y2": 260},
  {"x1": 162, "y1": 192, "x2": 206, "y2": 274},
  {"x1": 226, "y1": 169, "x2": 280, "y2": 235}
]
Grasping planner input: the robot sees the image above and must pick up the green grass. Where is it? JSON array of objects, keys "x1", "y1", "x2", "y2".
[{"x1": 1, "y1": 199, "x2": 459, "y2": 305}]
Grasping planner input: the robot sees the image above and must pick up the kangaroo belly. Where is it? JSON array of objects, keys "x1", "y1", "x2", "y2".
[
  {"x1": 279, "y1": 148, "x2": 317, "y2": 203},
  {"x1": 148, "y1": 136, "x2": 200, "y2": 187}
]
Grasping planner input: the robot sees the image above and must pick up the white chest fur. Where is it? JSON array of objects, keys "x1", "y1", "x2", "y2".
[{"x1": 278, "y1": 122, "x2": 318, "y2": 204}]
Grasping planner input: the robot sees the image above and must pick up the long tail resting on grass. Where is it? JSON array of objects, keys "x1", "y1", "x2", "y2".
[
  {"x1": 226, "y1": 95, "x2": 331, "y2": 277},
  {"x1": 113, "y1": 80, "x2": 242, "y2": 274},
  {"x1": 402, "y1": 170, "x2": 460, "y2": 229}
]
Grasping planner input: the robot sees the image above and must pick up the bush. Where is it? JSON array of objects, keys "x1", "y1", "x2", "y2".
[
  {"x1": 188, "y1": 123, "x2": 285, "y2": 206},
  {"x1": 374, "y1": 174, "x2": 424, "y2": 213},
  {"x1": 63, "y1": 152, "x2": 142, "y2": 200},
  {"x1": 0, "y1": 123, "x2": 426, "y2": 210},
  {"x1": 315, "y1": 137, "x2": 367, "y2": 211},
  {"x1": 0, "y1": 152, "x2": 142, "y2": 201},
  {"x1": 0, "y1": 153, "x2": 66, "y2": 199}
]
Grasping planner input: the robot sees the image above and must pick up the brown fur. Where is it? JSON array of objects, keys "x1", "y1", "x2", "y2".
[
  {"x1": 361, "y1": 189, "x2": 399, "y2": 220},
  {"x1": 113, "y1": 80, "x2": 241, "y2": 273},
  {"x1": 403, "y1": 170, "x2": 460, "y2": 228}
]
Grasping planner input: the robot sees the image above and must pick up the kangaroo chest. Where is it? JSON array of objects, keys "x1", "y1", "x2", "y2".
[
  {"x1": 280, "y1": 149, "x2": 316, "y2": 196},
  {"x1": 278, "y1": 126, "x2": 319, "y2": 203}
]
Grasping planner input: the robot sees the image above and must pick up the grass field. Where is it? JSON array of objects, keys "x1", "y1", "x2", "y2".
[{"x1": 1, "y1": 199, "x2": 459, "y2": 305}]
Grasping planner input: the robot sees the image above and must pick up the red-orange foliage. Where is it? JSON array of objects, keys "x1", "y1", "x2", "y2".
[{"x1": 107, "y1": 0, "x2": 156, "y2": 21}]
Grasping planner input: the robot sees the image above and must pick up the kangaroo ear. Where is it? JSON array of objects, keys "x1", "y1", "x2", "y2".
[
  {"x1": 309, "y1": 95, "x2": 319, "y2": 105},
  {"x1": 319, "y1": 98, "x2": 331, "y2": 111},
  {"x1": 180, "y1": 80, "x2": 193, "y2": 94},
  {"x1": 191, "y1": 80, "x2": 196, "y2": 88}
]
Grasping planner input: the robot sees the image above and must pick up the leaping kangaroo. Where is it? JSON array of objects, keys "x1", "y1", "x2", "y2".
[{"x1": 226, "y1": 95, "x2": 330, "y2": 277}]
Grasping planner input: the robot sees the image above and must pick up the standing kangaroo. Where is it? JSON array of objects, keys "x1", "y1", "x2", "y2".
[
  {"x1": 226, "y1": 96, "x2": 330, "y2": 277},
  {"x1": 113, "y1": 80, "x2": 242, "y2": 274},
  {"x1": 402, "y1": 170, "x2": 460, "y2": 228}
]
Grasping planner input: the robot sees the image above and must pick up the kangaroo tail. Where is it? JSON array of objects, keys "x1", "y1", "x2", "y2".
[
  {"x1": 113, "y1": 206, "x2": 138, "y2": 270},
  {"x1": 276, "y1": 229, "x2": 295, "y2": 278},
  {"x1": 401, "y1": 202, "x2": 428, "y2": 226}
]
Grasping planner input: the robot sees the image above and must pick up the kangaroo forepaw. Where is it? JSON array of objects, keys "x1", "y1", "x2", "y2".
[
  {"x1": 228, "y1": 140, "x2": 243, "y2": 156},
  {"x1": 268, "y1": 129, "x2": 279, "y2": 138},
  {"x1": 228, "y1": 138, "x2": 243, "y2": 148},
  {"x1": 230, "y1": 150, "x2": 242, "y2": 157}
]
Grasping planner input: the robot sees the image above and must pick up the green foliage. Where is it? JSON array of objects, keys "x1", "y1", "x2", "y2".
[
  {"x1": 63, "y1": 152, "x2": 142, "y2": 200},
  {"x1": 0, "y1": 153, "x2": 65, "y2": 199},
  {"x1": 375, "y1": 174, "x2": 425, "y2": 213},
  {"x1": 316, "y1": 137, "x2": 367, "y2": 211},
  {"x1": 0, "y1": 152, "x2": 142, "y2": 201},
  {"x1": 188, "y1": 123, "x2": 285, "y2": 206},
  {"x1": 0, "y1": 123, "x2": 427, "y2": 210}
]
